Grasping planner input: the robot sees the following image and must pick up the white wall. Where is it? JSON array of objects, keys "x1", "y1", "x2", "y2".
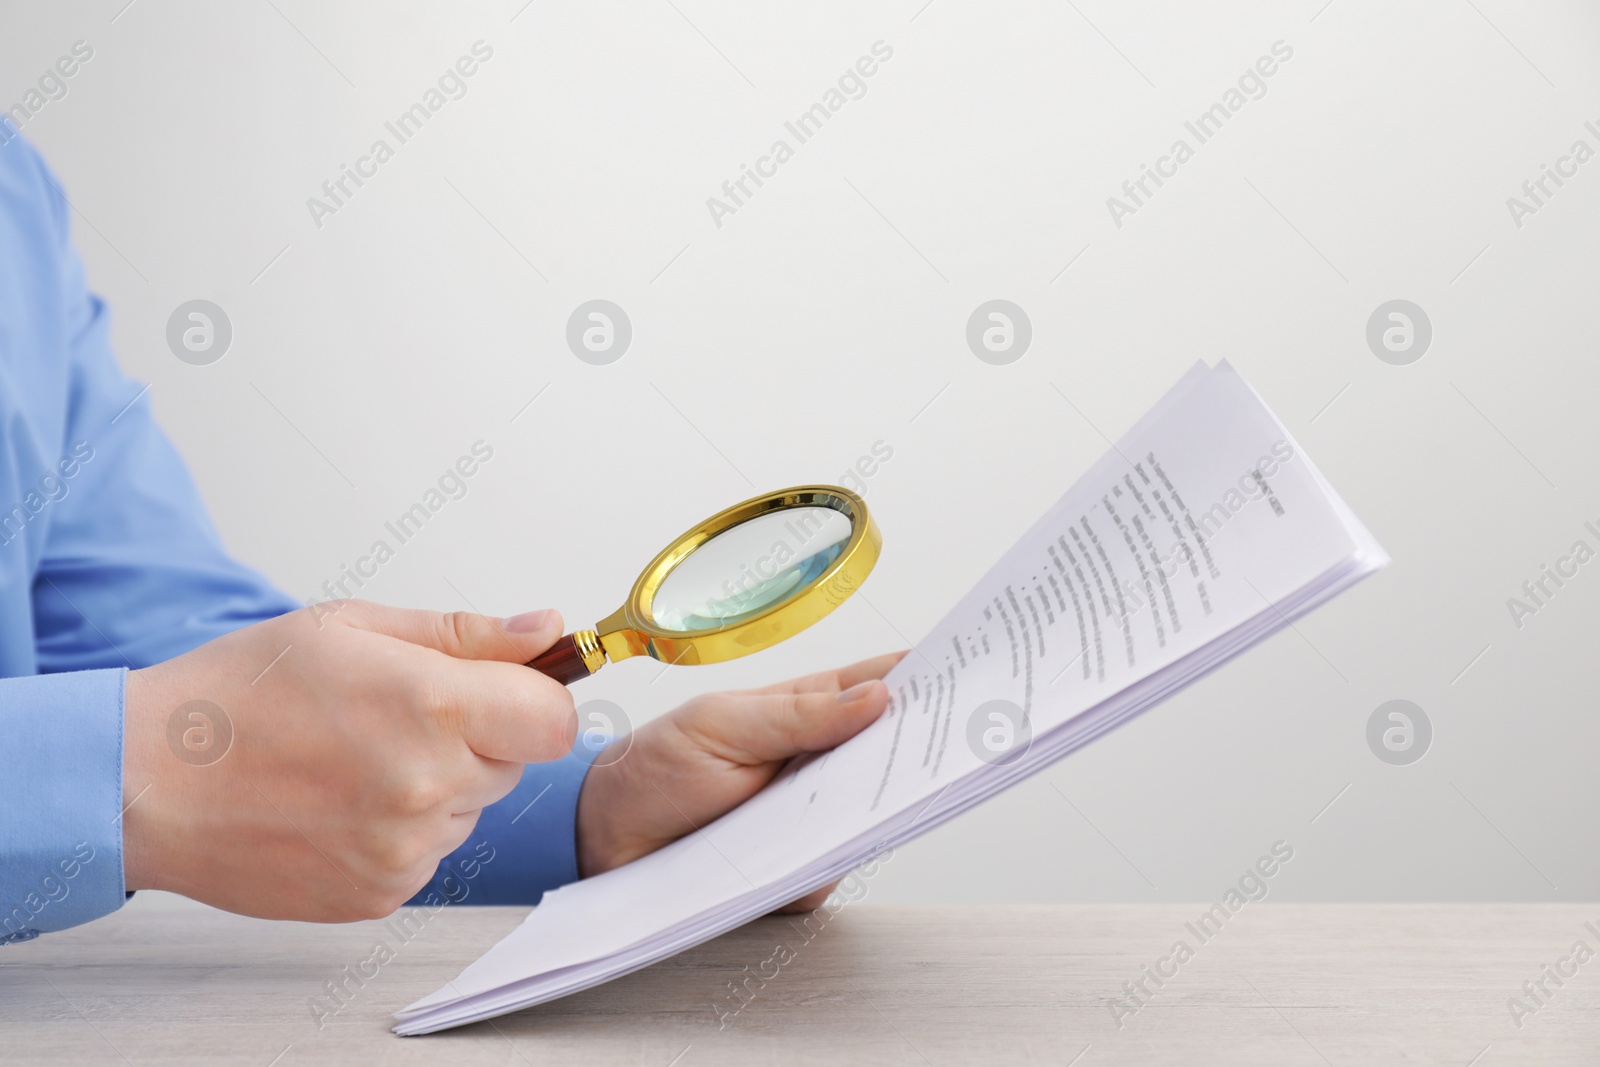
[{"x1": 7, "y1": 0, "x2": 1598, "y2": 903}]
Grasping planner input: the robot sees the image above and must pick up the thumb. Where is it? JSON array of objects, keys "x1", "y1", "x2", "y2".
[
  {"x1": 337, "y1": 601, "x2": 566, "y2": 663},
  {"x1": 682, "y1": 679, "x2": 891, "y2": 766}
]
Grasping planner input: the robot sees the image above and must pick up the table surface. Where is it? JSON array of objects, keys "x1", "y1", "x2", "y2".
[{"x1": 5, "y1": 892, "x2": 1598, "y2": 1065}]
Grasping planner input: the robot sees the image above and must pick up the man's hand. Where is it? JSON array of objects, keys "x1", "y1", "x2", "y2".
[
  {"x1": 122, "y1": 602, "x2": 576, "y2": 922},
  {"x1": 575, "y1": 651, "x2": 905, "y2": 912}
]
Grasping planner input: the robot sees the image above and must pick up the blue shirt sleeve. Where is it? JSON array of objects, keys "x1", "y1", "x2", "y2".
[
  {"x1": 26, "y1": 193, "x2": 301, "y2": 672},
  {"x1": 0, "y1": 670, "x2": 126, "y2": 942},
  {"x1": 0, "y1": 136, "x2": 594, "y2": 938}
]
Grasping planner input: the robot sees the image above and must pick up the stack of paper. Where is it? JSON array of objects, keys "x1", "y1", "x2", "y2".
[{"x1": 394, "y1": 361, "x2": 1388, "y2": 1035}]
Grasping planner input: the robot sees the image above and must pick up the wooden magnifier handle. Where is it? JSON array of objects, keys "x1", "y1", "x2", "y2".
[{"x1": 526, "y1": 630, "x2": 605, "y2": 686}]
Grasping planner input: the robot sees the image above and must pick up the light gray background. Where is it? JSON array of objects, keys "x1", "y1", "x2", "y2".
[{"x1": 6, "y1": 0, "x2": 1597, "y2": 905}]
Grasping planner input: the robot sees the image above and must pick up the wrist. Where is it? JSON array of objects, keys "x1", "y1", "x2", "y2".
[
  {"x1": 120, "y1": 664, "x2": 189, "y2": 892},
  {"x1": 574, "y1": 761, "x2": 636, "y2": 879},
  {"x1": 574, "y1": 766, "x2": 609, "y2": 879}
]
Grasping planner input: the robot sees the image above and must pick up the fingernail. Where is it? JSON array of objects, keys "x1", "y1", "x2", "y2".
[
  {"x1": 836, "y1": 680, "x2": 878, "y2": 703},
  {"x1": 504, "y1": 609, "x2": 553, "y2": 633}
]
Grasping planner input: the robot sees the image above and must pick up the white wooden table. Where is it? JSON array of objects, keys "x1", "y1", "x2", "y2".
[{"x1": 3, "y1": 892, "x2": 1595, "y2": 1064}]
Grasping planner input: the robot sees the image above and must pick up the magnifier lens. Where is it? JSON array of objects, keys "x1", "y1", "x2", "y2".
[{"x1": 651, "y1": 506, "x2": 852, "y2": 632}]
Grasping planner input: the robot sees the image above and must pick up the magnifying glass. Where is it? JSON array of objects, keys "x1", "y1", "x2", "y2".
[{"x1": 527, "y1": 485, "x2": 880, "y2": 685}]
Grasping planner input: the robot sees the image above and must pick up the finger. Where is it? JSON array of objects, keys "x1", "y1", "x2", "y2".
[
  {"x1": 450, "y1": 755, "x2": 527, "y2": 814},
  {"x1": 747, "y1": 650, "x2": 909, "y2": 698},
  {"x1": 679, "y1": 679, "x2": 890, "y2": 765},
  {"x1": 436, "y1": 656, "x2": 578, "y2": 764},
  {"x1": 399, "y1": 812, "x2": 483, "y2": 901},
  {"x1": 775, "y1": 882, "x2": 836, "y2": 914},
  {"x1": 338, "y1": 601, "x2": 566, "y2": 664}
]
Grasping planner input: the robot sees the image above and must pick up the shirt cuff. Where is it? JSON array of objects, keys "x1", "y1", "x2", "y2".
[
  {"x1": 407, "y1": 739, "x2": 605, "y2": 909},
  {"x1": 0, "y1": 668, "x2": 127, "y2": 942}
]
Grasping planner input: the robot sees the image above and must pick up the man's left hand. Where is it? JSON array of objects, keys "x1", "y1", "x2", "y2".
[{"x1": 575, "y1": 651, "x2": 905, "y2": 912}]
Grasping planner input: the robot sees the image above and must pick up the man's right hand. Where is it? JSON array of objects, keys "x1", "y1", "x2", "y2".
[{"x1": 120, "y1": 601, "x2": 576, "y2": 922}]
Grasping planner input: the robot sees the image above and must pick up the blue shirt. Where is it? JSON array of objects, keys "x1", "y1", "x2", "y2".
[{"x1": 0, "y1": 134, "x2": 592, "y2": 942}]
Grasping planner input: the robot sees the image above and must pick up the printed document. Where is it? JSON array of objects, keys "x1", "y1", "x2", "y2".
[{"x1": 394, "y1": 361, "x2": 1389, "y2": 1035}]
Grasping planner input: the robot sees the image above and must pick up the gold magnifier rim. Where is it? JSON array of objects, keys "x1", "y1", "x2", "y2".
[{"x1": 591, "y1": 484, "x2": 880, "y2": 668}]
